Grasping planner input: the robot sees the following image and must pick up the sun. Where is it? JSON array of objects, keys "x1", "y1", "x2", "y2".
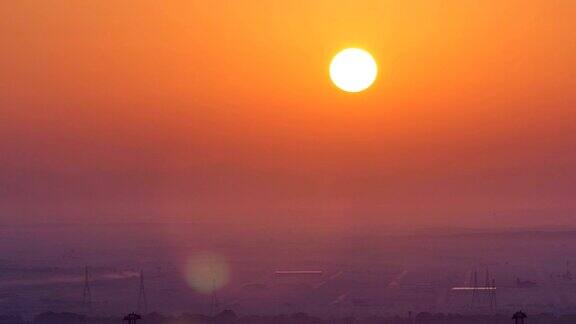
[{"x1": 330, "y1": 48, "x2": 378, "y2": 93}]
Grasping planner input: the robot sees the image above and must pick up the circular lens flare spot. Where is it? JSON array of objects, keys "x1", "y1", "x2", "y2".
[{"x1": 185, "y1": 252, "x2": 230, "y2": 294}]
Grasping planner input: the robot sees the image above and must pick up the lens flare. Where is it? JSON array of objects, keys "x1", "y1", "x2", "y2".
[{"x1": 185, "y1": 252, "x2": 230, "y2": 294}]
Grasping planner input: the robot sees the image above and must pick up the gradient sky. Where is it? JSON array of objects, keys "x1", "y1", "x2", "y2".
[{"x1": 1, "y1": 1, "x2": 576, "y2": 228}]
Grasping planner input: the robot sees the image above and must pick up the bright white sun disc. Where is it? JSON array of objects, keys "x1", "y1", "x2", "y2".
[{"x1": 330, "y1": 48, "x2": 378, "y2": 93}]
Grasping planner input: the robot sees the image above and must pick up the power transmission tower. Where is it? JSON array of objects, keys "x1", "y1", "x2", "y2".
[
  {"x1": 137, "y1": 270, "x2": 148, "y2": 314},
  {"x1": 210, "y1": 275, "x2": 219, "y2": 316},
  {"x1": 471, "y1": 270, "x2": 479, "y2": 306},
  {"x1": 484, "y1": 269, "x2": 490, "y2": 305},
  {"x1": 82, "y1": 266, "x2": 92, "y2": 312},
  {"x1": 490, "y1": 278, "x2": 497, "y2": 311}
]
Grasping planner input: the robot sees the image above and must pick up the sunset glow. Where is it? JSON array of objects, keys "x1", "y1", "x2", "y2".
[
  {"x1": 1, "y1": 0, "x2": 576, "y2": 232},
  {"x1": 1, "y1": 1, "x2": 576, "y2": 321}
]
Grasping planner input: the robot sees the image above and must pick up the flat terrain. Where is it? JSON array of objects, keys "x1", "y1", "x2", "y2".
[{"x1": 1, "y1": 223, "x2": 576, "y2": 319}]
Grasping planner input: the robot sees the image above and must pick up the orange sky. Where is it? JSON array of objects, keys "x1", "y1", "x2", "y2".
[{"x1": 1, "y1": 1, "x2": 576, "y2": 228}]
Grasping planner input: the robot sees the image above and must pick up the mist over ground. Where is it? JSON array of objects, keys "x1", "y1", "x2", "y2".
[{"x1": 1, "y1": 223, "x2": 575, "y2": 320}]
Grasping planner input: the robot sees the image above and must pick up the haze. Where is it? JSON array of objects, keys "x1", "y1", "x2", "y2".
[{"x1": 2, "y1": 1, "x2": 576, "y2": 230}]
